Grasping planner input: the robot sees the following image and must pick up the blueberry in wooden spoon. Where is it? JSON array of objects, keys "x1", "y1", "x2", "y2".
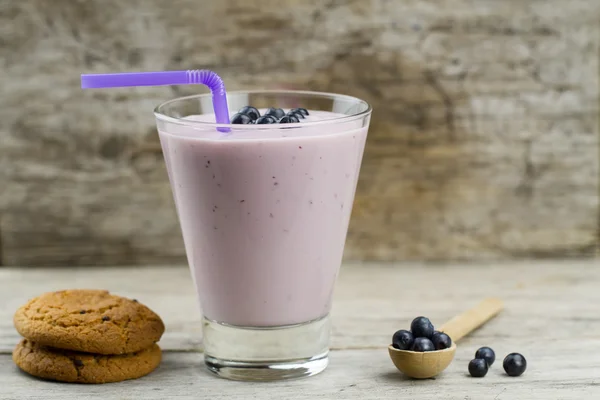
[
  {"x1": 410, "y1": 337, "x2": 434, "y2": 352},
  {"x1": 392, "y1": 330, "x2": 414, "y2": 350},
  {"x1": 431, "y1": 332, "x2": 452, "y2": 350},
  {"x1": 410, "y1": 316, "x2": 434, "y2": 339}
]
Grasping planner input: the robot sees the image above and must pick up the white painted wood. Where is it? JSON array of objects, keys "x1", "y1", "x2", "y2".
[
  {"x1": 1, "y1": 342, "x2": 599, "y2": 399},
  {"x1": 1, "y1": 261, "x2": 599, "y2": 398},
  {"x1": 1, "y1": 261, "x2": 599, "y2": 353}
]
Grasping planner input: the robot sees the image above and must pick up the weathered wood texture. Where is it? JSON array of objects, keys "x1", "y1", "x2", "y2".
[
  {"x1": 0, "y1": 0, "x2": 598, "y2": 265},
  {"x1": 1, "y1": 261, "x2": 599, "y2": 352},
  {"x1": 1, "y1": 347, "x2": 599, "y2": 400},
  {"x1": 0, "y1": 261, "x2": 599, "y2": 399}
]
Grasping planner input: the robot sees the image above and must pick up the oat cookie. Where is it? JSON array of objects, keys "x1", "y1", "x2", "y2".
[
  {"x1": 14, "y1": 290, "x2": 164, "y2": 354},
  {"x1": 13, "y1": 339, "x2": 161, "y2": 384}
]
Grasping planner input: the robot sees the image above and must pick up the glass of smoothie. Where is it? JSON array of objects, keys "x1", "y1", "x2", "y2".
[{"x1": 154, "y1": 90, "x2": 371, "y2": 381}]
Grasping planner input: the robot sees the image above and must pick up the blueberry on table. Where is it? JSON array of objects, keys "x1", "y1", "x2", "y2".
[
  {"x1": 410, "y1": 316, "x2": 434, "y2": 339},
  {"x1": 264, "y1": 107, "x2": 285, "y2": 119},
  {"x1": 503, "y1": 353, "x2": 527, "y2": 376},
  {"x1": 410, "y1": 337, "x2": 434, "y2": 352},
  {"x1": 392, "y1": 329, "x2": 414, "y2": 350},
  {"x1": 279, "y1": 115, "x2": 299, "y2": 123},
  {"x1": 231, "y1": 113, "x2": 253, "y2": 124},
  {"x1": 468, "y1": 358, "x2": 488, "y2": 377},
  {"x1": 291, "y1": 107, "x2": 309, "y2": 116},
  {"x1": 255, "y1": 115, "x2": 277, "y2": 124},
  {"x1": 238, "y1": 106, "x2": 260, "y2": 121},
  {"x1": 475, "y1": 346, "x2": 496, "y2": 367},
  {"x1": 431, "y1": 332, "x2": 452, "y2": 350}
]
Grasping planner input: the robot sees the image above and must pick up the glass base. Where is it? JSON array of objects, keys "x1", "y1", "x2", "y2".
[{"x1": 202, "y1": 314, "x2": 330, "y2": 381}]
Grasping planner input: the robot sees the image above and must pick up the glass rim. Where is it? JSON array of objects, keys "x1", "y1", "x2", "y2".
[{"x1": 153, "y1": 89, "x2": 372, "y2": 130}]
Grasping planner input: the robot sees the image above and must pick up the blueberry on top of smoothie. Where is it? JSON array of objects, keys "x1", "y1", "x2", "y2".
[
  {"x1": 279, "y1": 115, "x2": 299, "y2": 124},
  {"x1": 238, "y1": 106, "x2": 260, "y2": 121},
  {"x1": 255, "y1": 115, "x2": 277, "y2": 124},
  {"x1": 264, "y1": 107, "x2": 286, "y2": 119},
  {"x1": 291, "y1": 107, "x2": 309, "y2": 116},
  {"x1": 231, "y1": 113, "x2": 253, "y2": 124},
  {"x1": 286, "y1": 110, "x2": 305, "y2": 119}
]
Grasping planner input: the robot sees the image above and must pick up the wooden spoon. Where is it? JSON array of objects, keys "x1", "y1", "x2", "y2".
[{"x1": 388, "y1": 297, "x2": 503, "y2": 379}]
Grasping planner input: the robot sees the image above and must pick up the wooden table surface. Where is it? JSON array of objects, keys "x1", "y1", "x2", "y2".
[{"x1": 0, "y1": 260, "x2": 599, "y2": 399}]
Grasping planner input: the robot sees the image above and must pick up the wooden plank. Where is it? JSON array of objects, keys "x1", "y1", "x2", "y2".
[
  {"x1": 0, "y1": 0, "x2": 598, "y2": 266},
  {"x1": 1, "y1": 261, "x2": 599, "y2": 354},
  {"x1": 1, "y1": 261, "x2": 600, "y2": 398},
  {"x1": 1, "y1": 342, "x2": 600, "y2": 399}
]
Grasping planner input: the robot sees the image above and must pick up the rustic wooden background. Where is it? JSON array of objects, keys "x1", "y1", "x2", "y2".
[{"x1": 0, "y1": 0, "x2": 598, "y2": 266}]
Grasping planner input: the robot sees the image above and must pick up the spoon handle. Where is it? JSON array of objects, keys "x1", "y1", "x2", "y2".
[{"x1": 439, "y1": 297, "x2": 503, "y2": 343}]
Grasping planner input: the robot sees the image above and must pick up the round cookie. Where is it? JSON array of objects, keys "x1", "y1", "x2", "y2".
[
  {"x1": 14, "y1": 290, "x2": 164, "y2": 354},
  {"x1": 13, "y1": 339, "x2": 161, "y2": 384}
]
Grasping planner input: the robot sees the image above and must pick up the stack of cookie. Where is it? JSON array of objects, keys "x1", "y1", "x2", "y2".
[{"x1": 12, "y1": 289, "x2": 165, "y2": 384}]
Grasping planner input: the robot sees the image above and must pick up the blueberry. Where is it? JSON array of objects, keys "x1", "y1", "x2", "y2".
[
  {"x1": 468, "y1": 358, "x2": 488, "y2": 377},
  {"x1": 410, "y1": 316, "x2": 434, "y2": 339},
  {"x1": 475, "y1": 347, "x2": 496, "y2": 367},
  {"x1": 392, "y1": 329, "x2": 414, "y2": 350},
  {"x1": 431, "y1": 332, "x2": 452, "y2": 350},
  {"x1": 286, "y1": 111, "x2": 305, "y2": 119},
  {"x1": 503, "y1": 353, "x2": 527, "y2": 376},
  {"x1": 279, "y1": 115, "x2": 299, "y2": 124},
  {"x1": 231, "y1": 113, "x2": 253, "y2": 124},
  {"x1": 291, "y1": 107, "x2": 309, "y2": 116},
  {"x1": 238, "y1": 106, "x2": 260, "y2": 121},
  {"x1": 410, "y1": 337, "x2": 434, "y2": 352},
  {"x1": 264, "y1": 107, "x2": 285, "y2": 119},
  {"x1": 255, "y1": 115, "x2": 277, "y2": 124}
]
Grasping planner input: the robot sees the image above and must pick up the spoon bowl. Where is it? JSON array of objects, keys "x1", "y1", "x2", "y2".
[
  {"x1": 388, "y1": 343, "x2": 456, "y2": 379},
  {"x1": 388, "y1": 298, "x2": 503, "y2": 379}
]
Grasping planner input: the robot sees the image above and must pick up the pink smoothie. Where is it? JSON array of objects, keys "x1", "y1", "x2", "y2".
[{"x1": 158, "y1": 110, "x2": 368, "y2": 327}]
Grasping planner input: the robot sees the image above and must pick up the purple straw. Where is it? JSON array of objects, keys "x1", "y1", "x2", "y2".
[{"x1": 81, "y1": 70, "x2": 230, "y2": 130}]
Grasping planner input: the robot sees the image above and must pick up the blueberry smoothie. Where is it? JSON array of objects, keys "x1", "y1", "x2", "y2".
[
  {"x1": 83, "y1": 71, "x2": 371, "y2": 378},
  {"x1": 158, "y1": 107, "x2": 369, "y2": 327}
]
